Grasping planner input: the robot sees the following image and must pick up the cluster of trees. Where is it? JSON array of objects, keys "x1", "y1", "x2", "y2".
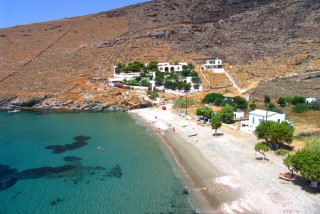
[
  {"x1": 263, "y1": 95, "x2": 319, "y2": 113},
  {"x1": 263, "y1": 95, "x2": 283, "y2": 113},
  {"x1": 195, "y1": 104, "x2": 235, "y2": 135},
  {"x1": 255, "y1": 121, "x2": 294, "y2": 150},
  {"x1": 284, "y1": 138, "x2": 320, "y2": 183},
  {"x1": 115, "y1": 61, "x2": 159, "y2": 73},
  {"x1": 202, "y1": 93, "x2": 248, "y2": 110}
]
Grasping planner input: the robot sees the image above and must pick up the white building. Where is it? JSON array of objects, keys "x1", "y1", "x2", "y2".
[
  {"x1": 202, "y1": 59, "x2": 224, "y2": 73},
  {"x1": 234, "y1": 111, "x2": 244, "y2": 120},
  {"x1": 306, "y1": 98, "x2": 317, "y2": 103},
  {"x1": 241, "y1": 109, "x2": 286, "y2": 128},
  {"x1": 157, "y1": 62, "x2": 188, "y2": 72}
]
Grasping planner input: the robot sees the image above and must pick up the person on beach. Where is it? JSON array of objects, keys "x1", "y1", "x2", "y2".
[{"x1": 172, "y1": 127, "x2": 175, "y2": 132}]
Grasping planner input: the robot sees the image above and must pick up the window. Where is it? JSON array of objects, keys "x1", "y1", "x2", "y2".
[
  {"x1": 252, "y1": 117, "x2": 255, "y2": 124},
  {"x1": 277, "y1": 119, "x2": 280, "y2": 123}
]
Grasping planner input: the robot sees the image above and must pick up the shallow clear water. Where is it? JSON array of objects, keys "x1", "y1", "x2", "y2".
[{"x1": 0, "y1": 111, "x2": 194, "y2": 214}]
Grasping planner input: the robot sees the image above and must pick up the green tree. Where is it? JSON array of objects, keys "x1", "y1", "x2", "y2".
[
  {"x1": 277, "y1": 97, "x2": 286, "y2": 107},
  {"x1": 254, "y1": 142, "x2": 270, "y2": 159},
  {"x1": 255, "y1": 121, "x2": 274, "y2": 142},
  {"x1": 283, "y1": 154, "x2": 295, "y2": 175},
  {"x1": 284, "y1": 150, "x2": 320, "y2": 182},
  {"x1": 196, "y1": 106, "x2": 213, "y2": 119},
  {"x1": 211, "y1": 114, "x2": 222, "y2": 136},
  {"x1": 249, "y1": 101, "x2": 257, "y2": 110},
  {"x1": 182, "y1": 65, "x2": 189, "y2": 70},
  {"x1": 217, "y1": 104, "x2": 235, "y2": 124},
  {"x1": 188, "y1": 63, "x2": 195, "y2": 70},
  {"x1": 232, "y1": 96, "x2": 248, "y2": 110},
  {"x1": 148, "y1": 60, "x2": 158, "y2": 71},
  {"x1": 255, "y1": 121, "x2": 294, "y2": 149},
  {"x1": 202, "y1": 93, "x2": 224, "y2": 104},
  {"x1": 116, "y1": 62, "x2": 125, "y2": 69},
  {"x1": 264, "y1": 95, "x2": 271, "y2": 104}
]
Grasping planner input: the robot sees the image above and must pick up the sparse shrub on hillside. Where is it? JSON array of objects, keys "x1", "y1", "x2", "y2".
[
  {"x1": 268, "y1": 103, "x2": 283, "y2": 113},
  {"x1": 264, "y1": 95, "x2": 271, "y2": 104},
  {"x1": 277, "y1": 97, "x2": 286, "y2": 107},
  {"x1": 249, "y1": 101, "x2": 257, "y2": 110},
  {"x1": 174, "y1": 97, "x2": 195, "y2": 108},
  {"x1": 147, "y1": 90, "x2": 159, "y2": 100}
]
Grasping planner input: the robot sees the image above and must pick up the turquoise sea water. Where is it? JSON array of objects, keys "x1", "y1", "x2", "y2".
[{"x1": 0, "y1": 111, "x2": 195, "y2": 214}]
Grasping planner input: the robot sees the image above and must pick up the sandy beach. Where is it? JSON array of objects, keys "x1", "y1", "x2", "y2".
[{"x1": 130, "y1": 105, "x2": 320, "y2": 214}]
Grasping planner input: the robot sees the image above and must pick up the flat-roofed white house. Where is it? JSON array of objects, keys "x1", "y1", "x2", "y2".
[
  {"x1": 157, "y1": 62, "x2": 188, "y2": 72},
  {"x1": 306, "y1": 98, "x2": 317, "y2": 103},
  {"x1": 202, "y1": 59, "x2": 224, "y2": 73},
  {"x1": 241, "y1": 109, "x2": 286, "y2": 128}
]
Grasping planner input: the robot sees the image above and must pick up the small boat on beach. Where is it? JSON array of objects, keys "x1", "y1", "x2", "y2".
[{"x1": 8, "y1": 109, "x2": 20, "y2": 113}]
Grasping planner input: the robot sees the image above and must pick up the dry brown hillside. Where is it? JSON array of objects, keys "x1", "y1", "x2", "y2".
[{"x1": 0, "y1": 0, "x2": 319, "y2": 110}]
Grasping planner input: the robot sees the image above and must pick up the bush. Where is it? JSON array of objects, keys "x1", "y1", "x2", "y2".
[
  {"x1": 264, "y1": 95, "x2": 271, "y2": 104},
  {"x1": 277, "y1": 97, "x2": 286, "y2": 107},
  {"x1": 249, "y1": 101, "x2": 257, "y2": 110},
  {"x1": 232, "y1": 96, "x2": 248, "y2": 110},
  {"x1": 310, "y1": 102, "x2": 320, "y2": 111},
  {"x1": 174, "y1": 97, "x2": 195, "y2": 108},
  {"x1": 147, "y1": 90, "x2": 159, "y2": 100},
  {"x1": 292, "y1": 103, "x2": 310, "y2": 113},
  {"x1": 268, "y1": 103, "x2": 283, "y2": 113},
  {"x1": 202, "y1": 93, "x2": 224, "y2": 104},
  {"x1": 292, "y1": 96, "x2": 306, "y2": 105},
  {"x1": 284, "y1": 96, "x2": 294, "y2": 104},
  {"x1": 275, "y1": 149, "x2": 289, "y2": 156}
]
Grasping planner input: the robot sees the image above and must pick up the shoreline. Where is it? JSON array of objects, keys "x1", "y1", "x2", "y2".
[
  {"x1": 130, "y1": 106, "x2": 320, "y2": 213},
  {"x1": 130, "y1": 107, "x2": 240, "y2": 213}
]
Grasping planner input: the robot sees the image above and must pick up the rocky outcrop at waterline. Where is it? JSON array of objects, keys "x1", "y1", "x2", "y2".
[{"x1": 0, "y1": 89, "x2": 154, "y2": 112}]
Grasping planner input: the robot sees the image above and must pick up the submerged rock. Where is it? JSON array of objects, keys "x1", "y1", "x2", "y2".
[
  {"x1": 73, "y1": 135, "x2": 91, "y2": 142},
  {"x1": 63, "y1": 156, "x2": 82, "y2": 162},
  {"x1": 19, "y1": 165, "x2": 77, "y2": 179},
  {"x1": 46, "y1": 135, "x2": 90, "y2": 153},
  {"x1": 105, "y1": 165, "x2": 122, "y2": 178},
  {"x1": 46, "y1": 142, "x2": 87, "y2": 153}
]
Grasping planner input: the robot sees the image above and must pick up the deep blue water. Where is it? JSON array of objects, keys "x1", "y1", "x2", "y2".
[{"x1": 0, "y1": 111, "x2": 194, "y2": 214}]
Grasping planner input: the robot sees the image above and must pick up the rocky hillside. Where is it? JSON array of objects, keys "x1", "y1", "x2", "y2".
[{"x1": 0, "y1": 0, "x2": 319, "y2": 110}]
